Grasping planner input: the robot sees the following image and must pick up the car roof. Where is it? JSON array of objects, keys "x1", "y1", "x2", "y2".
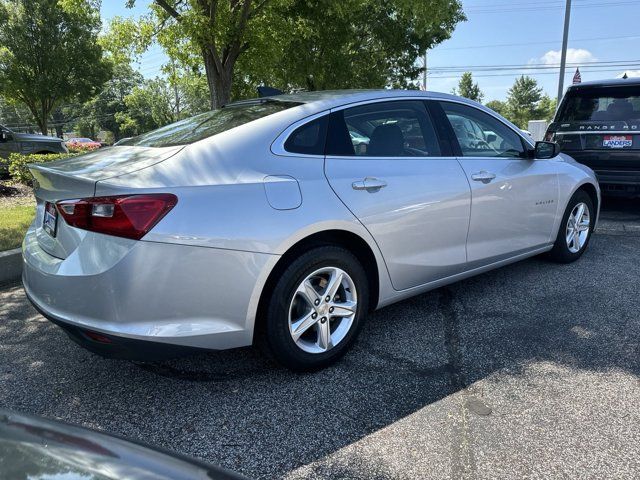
[
  {"x1": 567, "y1": 77, "x2": 640, "y2": 89},
  {"x1": 223, "y1": 88, "x2": 532, "y2": 147},
  {"x1": 229, "y1": 89, "x2": 472, "y2": 111}
]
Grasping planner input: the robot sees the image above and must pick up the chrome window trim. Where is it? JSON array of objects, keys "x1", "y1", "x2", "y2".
[
  {"x1": 555, "y1": 130, "x2": 640, "y2": 135},
  {"x1": 272, "y1": 95, "x2": 534, "y2": 159}
]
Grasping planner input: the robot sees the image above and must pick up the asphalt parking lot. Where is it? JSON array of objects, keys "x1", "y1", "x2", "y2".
[{"x1": 1, "y1": 197, "x2": 639, "y2": 479}]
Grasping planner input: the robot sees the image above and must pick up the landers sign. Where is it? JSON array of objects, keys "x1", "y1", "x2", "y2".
[{"x1": 602, "y1": 135, "x2": 633, "y2": 148}]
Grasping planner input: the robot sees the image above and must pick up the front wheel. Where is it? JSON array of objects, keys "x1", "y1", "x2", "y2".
[
  {"x1": 264, "y1": 246, "x2": 369, "y2": 371},
  {"x1": 548, "y1": 190, "x2": 594, "y2": 263}
]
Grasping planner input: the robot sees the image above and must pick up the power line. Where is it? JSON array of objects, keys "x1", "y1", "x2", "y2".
[
  {"x1": 427, "y1": 67, "x2": 634, "y2": 80},
  {"x1": 428, "y1": 59, "x2": 640, "y2": 74},
  {"x1": 464, "y1": 0, "x2": 638, "y2": 14},
  {"x1": 436, "y1": 34, "x2": 640, "y2": 52}
]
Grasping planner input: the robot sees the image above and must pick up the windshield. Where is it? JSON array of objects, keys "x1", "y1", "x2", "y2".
[
  {"x1": 558, "y1": 86, "x2": 640, "y2": 122},
  {"x1": 118, "y1": 100, "x2": 300, "y2": 148}
]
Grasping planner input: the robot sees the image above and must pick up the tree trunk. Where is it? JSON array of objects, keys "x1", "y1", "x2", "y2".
[
  {"x1": 202, "y1": 48, "x2": 233, "y2": 109},
  {"x1": 37, "y1": 102, "x2": 48, "y2": 136},
  {"x1": 52, "y1": 108, "x2": 64, "y2": 138},
  {"x1": 37, "y1": 117, "x2": 48, "y2": 136}
]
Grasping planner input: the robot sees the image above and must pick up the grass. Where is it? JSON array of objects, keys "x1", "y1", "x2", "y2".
[{"x1": 0, "y1": 204, "x2": 36, "y2": 251}]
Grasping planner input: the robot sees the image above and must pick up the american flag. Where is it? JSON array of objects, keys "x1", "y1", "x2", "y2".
[{"x1": 573, "y1": 68, "x2": 582, "y2": 84}]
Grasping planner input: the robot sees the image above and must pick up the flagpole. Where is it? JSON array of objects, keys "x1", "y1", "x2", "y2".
[{"x1": 557, "y1": 0, "x2": 572, "y2": 104}]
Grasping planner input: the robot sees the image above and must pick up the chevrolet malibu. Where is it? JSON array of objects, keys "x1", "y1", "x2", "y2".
[{"x1": 22, "y1": 90, "x2": 600, "y2": 370}]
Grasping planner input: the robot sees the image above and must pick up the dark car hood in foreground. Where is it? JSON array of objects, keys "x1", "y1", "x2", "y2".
[{"x1": 0, "y1": 409, "x2": 248, "y2": 480}]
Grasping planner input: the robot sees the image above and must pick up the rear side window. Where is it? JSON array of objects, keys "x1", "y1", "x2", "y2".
[
  {"x1": 441, "y1": 102, "x2": 525, "y2": 158},
  {"x1": 326, "y1": 100, "x2": 441, "y2": 157},
  {"x1": 118, "y1": 100, "x2": 300, "y2": 148},
  {"x1": 558, "y1": 86, "x2": 640, "y2": 122},
  {"x1": 284, "y1": 116, "x2": 328, "y2": 155}
]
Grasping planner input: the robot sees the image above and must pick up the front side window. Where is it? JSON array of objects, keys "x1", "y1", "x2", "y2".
[
  {"x1": 326, "y1": 100, "x2": 441, "y2": 157},
  {"x1": 442, "y1": 102, "x2": 525, "y2": 158},
  {"x1": 119, "y1": 100, "x2": 300, "y2": 148}
]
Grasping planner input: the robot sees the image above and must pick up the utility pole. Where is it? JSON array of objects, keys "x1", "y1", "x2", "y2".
[
  {"x1": 423, "y1": 51, "x2": 428, "y2": 91},
  {"x1": 557, "y1": 0, "x2": 572, "y2": 104}
]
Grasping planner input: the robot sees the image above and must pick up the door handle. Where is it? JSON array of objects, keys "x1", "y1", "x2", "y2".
[
  {"x1": 471, "y1": 171, "x2": 496, "y2": 183},
  {"x1": 352, "y1": 177, "x2": 388, "y2": 192}
]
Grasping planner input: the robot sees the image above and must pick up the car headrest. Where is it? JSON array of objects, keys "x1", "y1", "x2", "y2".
[{"x1": 367, "y1": 124, "x2": 405, "y2": 156}]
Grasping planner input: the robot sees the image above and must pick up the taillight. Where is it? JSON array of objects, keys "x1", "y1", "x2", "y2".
[
  {"x1": 544, "y1": 131, "x2": 555, "y2": 142},
  {"x1": 56, "y1": 194, "x2": 177, "y2": 240}
]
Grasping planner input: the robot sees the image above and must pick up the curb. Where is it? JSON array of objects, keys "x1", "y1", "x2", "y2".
[{"x1": 0, "y1": 248, "x2": 22, "y2": 285}]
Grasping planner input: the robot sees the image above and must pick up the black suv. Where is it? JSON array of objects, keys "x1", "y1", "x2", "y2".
[{"x1": 546, "y1": 78, "x2": 640, "y2": 196}]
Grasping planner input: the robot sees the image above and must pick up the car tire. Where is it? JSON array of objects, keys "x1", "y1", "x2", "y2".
[
  {"x1": 264, "y1": 246, "x2": 369, "y2": 371},
  {"x1": 548, "y1": 190, "x2": 594, "y2": 263}
]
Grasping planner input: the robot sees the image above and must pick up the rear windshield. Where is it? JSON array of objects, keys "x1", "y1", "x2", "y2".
[
  {"x1": 558, "y1": 86, "x2": 640, "y2": 123},
  {"x1": 118, "y1": 100, "x2": 300, "y2": 148}
]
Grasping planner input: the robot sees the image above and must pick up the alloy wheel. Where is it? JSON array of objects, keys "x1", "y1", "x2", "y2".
[
  {"x1": 288, "y1": 267, "x2": 358, "y2": 354},
  {"x1": 565, "y1": 202, "x2": 591, "y2": 254}
]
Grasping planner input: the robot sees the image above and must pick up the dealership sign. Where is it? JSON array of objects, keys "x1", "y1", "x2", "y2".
[{"x1": 602, "y1": 135, "x2": 633, "y2": 148}]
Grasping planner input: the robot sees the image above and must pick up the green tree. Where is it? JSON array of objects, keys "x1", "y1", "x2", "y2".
[
  {"x1": 505, "y1": 75, "x2": 543, "y2": 128},
  {"x1": 0, "y1": 0, "x2": 111, "y2": 135},
  {"x1": 91, "y1": 63, "x2": 144, "y2": 140},
  {"x1": 0, "y1": 95, "x2": 33, "y2": 132},
  {"x1": 485, "y1": 100, "x2": 508, "y2": 118},
  {"x1": 536, "y1": 94, "x2": 557, "y2": 122},
  {"x1": 264, "y1": 0, "x2": 465, "y2": 92},
  {"x1": 121, "y1": 0, "x2": 465, "y2": 108},
  {"x1": 452, "y1": 72, "x2": 483, "y2": 102},
  {"x1": 116, "y1": 78, "x2": 176, "y2": 135}
]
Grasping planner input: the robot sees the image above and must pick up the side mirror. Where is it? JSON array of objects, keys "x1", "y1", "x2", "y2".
[
  {"x1": 534, "y1": 141, "x2": 560, "y2": 159},
  {"x1": 486, "y1": 133, "x2": 497, "y2": 143}
]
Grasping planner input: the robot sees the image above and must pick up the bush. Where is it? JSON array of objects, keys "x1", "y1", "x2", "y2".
[
  {"x1": 8, "y1": 152, "x2": 78, "y2": 186},
  {"x1": 67, "y1": 143, "x2": 100, "y2": 153}
]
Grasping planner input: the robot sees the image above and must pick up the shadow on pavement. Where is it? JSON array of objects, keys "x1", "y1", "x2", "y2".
[{"x1": 0, "y1": 217, "x2": 639, "y2": 478}]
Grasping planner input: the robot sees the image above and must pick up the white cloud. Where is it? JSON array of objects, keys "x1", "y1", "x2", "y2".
[{"x1": 536, "y1": 48, "x2": 597, "y2": 66}]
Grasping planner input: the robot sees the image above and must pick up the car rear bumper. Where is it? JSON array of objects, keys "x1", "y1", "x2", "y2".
[
  {"x1": 592, "y1": 169, "x2": 640, "y2": 195},
  {"x1": 594, "y1": 169, "x2": 640, "y2": 185},
  {"x1": 22, "y1": 223, "x2": 277, "y2": 358},
  {"x1": 24, "y1": 289, "x2": 206, "y2": 360}
]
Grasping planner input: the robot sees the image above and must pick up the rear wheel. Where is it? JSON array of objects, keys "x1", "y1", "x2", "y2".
[
  {"x1": 548, "y1": 190, "x2": 594, "y2": 263},
  {"x1": 264, "y1": 246, "x2": 368, "y2": 371}
]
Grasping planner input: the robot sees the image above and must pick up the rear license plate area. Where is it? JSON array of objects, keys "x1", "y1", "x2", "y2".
[{"x1": 43, "y1": 201, "x2": 58, "y2": 237}]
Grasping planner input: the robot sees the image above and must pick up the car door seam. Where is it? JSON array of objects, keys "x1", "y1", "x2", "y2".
[
  {"x1": 322, "y1": 154, "x2": 398, "y2": 291},
  {"x1": 455, "y1": 157, "x2": 473, "y2": 263}
]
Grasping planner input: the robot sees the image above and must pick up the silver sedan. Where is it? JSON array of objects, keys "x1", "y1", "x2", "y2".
[{"x1": 22, "y1": 90, "x2": 600, "y2": 370}]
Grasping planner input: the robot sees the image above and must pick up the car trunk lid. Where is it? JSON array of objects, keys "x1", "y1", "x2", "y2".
[{"x1": 28, "y1": 145, "x2": 183, "y2": 259}]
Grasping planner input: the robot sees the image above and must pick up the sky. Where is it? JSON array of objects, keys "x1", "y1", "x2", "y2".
[{"x1": 101, "y1": 0, "x2": 640, "y2": 102}]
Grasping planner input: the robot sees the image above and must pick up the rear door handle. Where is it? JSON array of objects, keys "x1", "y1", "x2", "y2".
[
  {"x1": 471, "y1": 171, "x2": 496, "y2": 183},
  {"x1": 352, "y1": 177, "x2": 388, "y2": 192}
]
